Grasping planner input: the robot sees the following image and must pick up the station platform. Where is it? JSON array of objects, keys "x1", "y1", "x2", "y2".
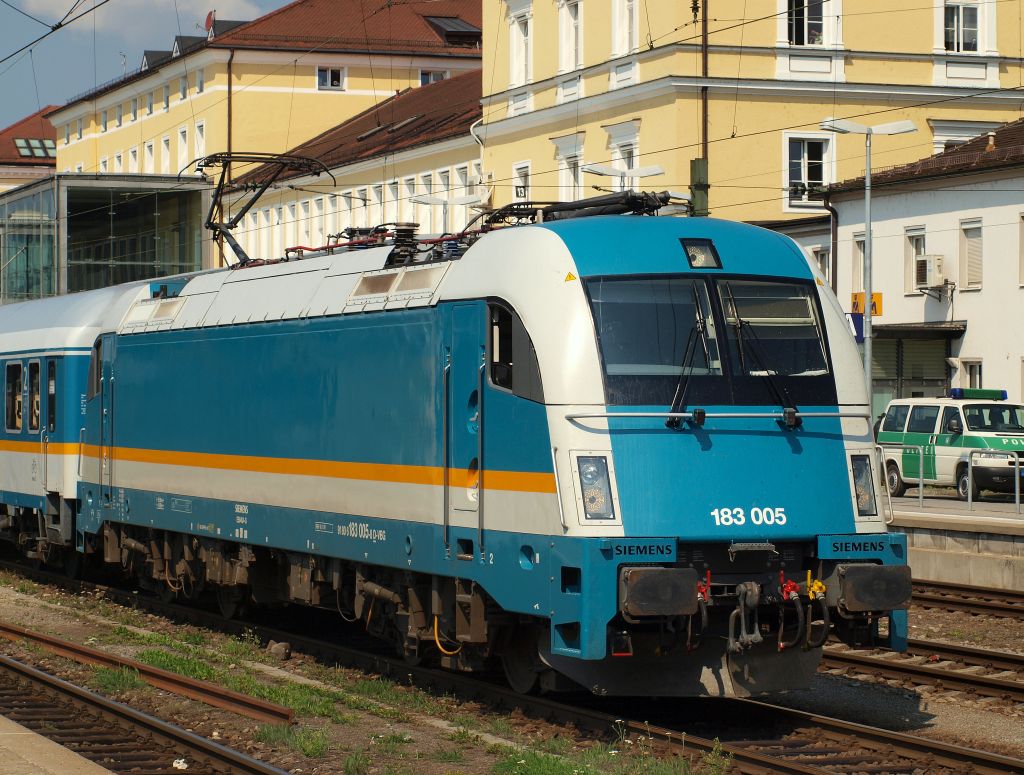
[
  {"x1": 886, "y1": 491, "x2": 1023, "y2": 589},
  {"x1": 0, "y1": 715, "x2": 109, "y2": 775}
]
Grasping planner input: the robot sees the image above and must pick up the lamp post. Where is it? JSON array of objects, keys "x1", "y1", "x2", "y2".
[
  {"x1": 819, "y1": 118, "x2": 916, "y2": 410},
  {"x1": 581, "y1": 162, "x2": 664, "y2": 191}
]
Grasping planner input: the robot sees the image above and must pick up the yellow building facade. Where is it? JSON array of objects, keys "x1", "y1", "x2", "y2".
[
  {"x1": 48, "y1": 2, "x2": 482, "y2": 183},
  {"x1": 479, "y1": 0, "x2": 1024, "y2": 221}
]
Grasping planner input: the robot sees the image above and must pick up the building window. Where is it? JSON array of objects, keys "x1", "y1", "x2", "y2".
[
  {"x1": 787, "y1": 137, "x2": 827, "y2": 205},
  {"x1": 147, "y1": 92, "x2": 154, "y2": 115},
  {"x1": 904, "y1": 227, "x2": 926, "y2": 293},
  {"x1": 559, "y1": 0, "x2": 582, "y2": 72},
  {"x1": 417, "y1": 174, "x2": 432, "y2": 231},
  {"x1": 962, "y1": 360, "x2": 983, "y2": 388},
  {"x1": 788, "y1": 0, "x2": 824, "y2": 46},
  {"x1": 114, "y1": 153, "x2": 123, "y2": 173},
  {"x1": 197, "y1": 68, "x2": 205, "y2": 93},
  {"x1": 317, "y1": 67, "x2": 345, "y2": 90},
  {"x1": 509, "y1": 11, "x2": 531, "y2": 88},
  {"x1": 64, "y1": 124, "x2": 70, "y2": 144},
  {"x1": 420, "y1": 70, "x2": 447, "y2": 86},
  {"x1": 116, "y1": 104, "x2": 123, "y2": 127},
  {"x1": 513, "y1": 163, "x2": 531, "y2": 200},
  {"x1": 179, "y1": 76, "x2": 187, "y2": 99},
  {"x1": 852, "y1": 234, "x2": 865, "y2": 293},
  {"x1": 100, "y1": 157, "x2": 108, "y2": 173},
  {"x1": 402, "y1": 177, "x2": 416, "y2": 223},
  {"x1": 178, "y1": 127, "x2": 188, "y2": 171},
  {"x1": 945, "y1": 2, "x2": 978, "y2": 52},
  {"x1": 76, "y1": 118, "x2": 83, "y2": 139},
  {"x1": 130, "y1": 98, "x2": 138, "y2": 121},
  {"x1": 163, "y1": 84, "x2": 170, "y2": 110},
  {"x1": 960, "y1": 220, "x2": 982, "y2": 289},
  {"x1": 101, "y1": 110, "x2": 108, "y2": 132},
  {"x1": 559, "y1": 154, "x2": 581, "y2": 201},
  {"x1": 611, "y1": 140, "x2": 637, "y2": 190},
  {"x1": 5, "y1": 362, "x2": 22, "y2": 433},
  {"x1": 812, "y1": 247, "x2": 831, "y2": 284},
  {"x1": 144, "y1": 141, "x2": 154, "y2": 173},
  {"x1": 129, "y1": 147, "x2": 138, "y2": 173},
  {"x1": 612, "y1": 0, "x2": 637, "y2": 56},
  {"x1": 161, "y1": 136, "x2": 170, "y2": 174},
  {"x1": 195, "y1": 121, "x2": 206, "y2": 158}
]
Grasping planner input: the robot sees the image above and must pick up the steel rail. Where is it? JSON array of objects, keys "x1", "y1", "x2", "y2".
[
  {"x1": 2, "y1": 558, "x2": 1023, "y2": 774},
  {"x1": 913, "y1": 579, "x2": 1024, "y2": 620},
  {"x1": 0, "y1": 619, "x2": 293, "y2": 724},
  {"x1": 822, "y1": 640, "x2": 1024, "y2": 704},
  {"x1": 0, "y1": 653, "x2": 288, "y2": 775}
]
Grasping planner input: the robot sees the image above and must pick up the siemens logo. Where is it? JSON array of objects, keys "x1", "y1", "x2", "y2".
[
  {"x1": 614, "y1": 544, "x2": 674, "y2": 557},
  {"x1": 831, "y1": 541, "x2": 886, "y2": 553}
]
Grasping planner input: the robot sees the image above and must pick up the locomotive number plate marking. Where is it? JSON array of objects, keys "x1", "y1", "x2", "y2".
[{"x1": 711, "y1": 507, "x2": 787, "y2": 527}]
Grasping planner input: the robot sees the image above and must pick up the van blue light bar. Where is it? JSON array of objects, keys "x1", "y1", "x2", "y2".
[{"x1": 948, "y1": 388, "x2": 1008, "y2": 400}]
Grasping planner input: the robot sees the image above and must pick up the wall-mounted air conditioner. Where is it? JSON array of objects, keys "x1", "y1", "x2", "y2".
[{"x1": 915, "y1": 254, "x2": 944, "y2": 289}]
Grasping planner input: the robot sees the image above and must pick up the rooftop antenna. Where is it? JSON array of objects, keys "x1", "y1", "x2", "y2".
[{"x1": 204, "y1": 10, "x2": 216, "y2": 35}]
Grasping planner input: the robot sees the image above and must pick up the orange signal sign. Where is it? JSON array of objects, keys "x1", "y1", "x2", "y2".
[{"x1": 851, "y1": 292, "x2": 882, "y2": 317}]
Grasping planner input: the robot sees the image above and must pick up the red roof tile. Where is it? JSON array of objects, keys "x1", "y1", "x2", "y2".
[
  {"x1": 240, "y1": 69, "x2": 480, "y2": 184},
  {"x1": 0, "y1": 106, "x2": 59, "y2": 166},
  {"x1": 833, "y1": 116, "x2": 1024, "y2": 192},
  {"x1": 211, "y1": 0, "x2": 481, "y2": 56}
]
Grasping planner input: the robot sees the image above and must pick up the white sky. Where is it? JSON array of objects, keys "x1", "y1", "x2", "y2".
[{"x1": 0, "y1": 0, "x2": 280, "y2": 130}]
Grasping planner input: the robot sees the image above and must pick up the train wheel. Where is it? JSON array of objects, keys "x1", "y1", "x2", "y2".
[
  {"x1": 216, "y1": 586, "x2": 248, "y2": 620},
  {"x1": 501, "y1": 626, "x2": 543, "y2": 695}
]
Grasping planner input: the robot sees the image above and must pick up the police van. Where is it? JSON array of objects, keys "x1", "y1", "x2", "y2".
[{"x1": 877, "y1": 389, "x2": 1024, "y2": 500}]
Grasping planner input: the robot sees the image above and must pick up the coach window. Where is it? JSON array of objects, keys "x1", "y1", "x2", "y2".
[
  {"x1": 86, "y1": 339, "x2": 102, "y2": 401},
  {"x1": 47, "y1": 362, "x2": 56, "y2": 434},
  {"x1": 27, "y1": 361, "x2": 40, "y2": 433},
  {"x1": 5, "y1": 363, "x2": 22, "y2": 433},
  {"x1": 489, "y1": 302, "x2": 544, "y2": 403}
]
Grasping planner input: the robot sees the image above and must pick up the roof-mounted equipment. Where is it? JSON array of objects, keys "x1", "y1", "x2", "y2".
[
  {"x1": 186, "y1": 151, "x2": 335, "y2": 266},
  {"x1": 478, "y1": 190, "x2": 689, "y2": 229}
]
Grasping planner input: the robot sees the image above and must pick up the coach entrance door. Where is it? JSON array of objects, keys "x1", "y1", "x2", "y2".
[
  {"x1": 98, "y1": 334, "x2": 115, "y2": 507},
  {"x1": 446, "y1": 302, "x2": 486, "y2": 560}
]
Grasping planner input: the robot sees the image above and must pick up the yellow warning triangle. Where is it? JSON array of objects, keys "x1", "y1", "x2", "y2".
[{"x1": 565, "y1": 272, "x2": 577, "y2": 282}]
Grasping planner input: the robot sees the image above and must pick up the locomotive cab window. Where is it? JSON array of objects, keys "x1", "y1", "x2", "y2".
[
  {"x1": 27, "y1": 361, "x2": 40, "y2": 433},
  {"x1": 5, "y1": 363, "x2": 22, "y2": 432},
  {"x1": 489, "y1": 302, "x2": 544, "y2": 403},
  {"x1": 87, "y1": 339, "x2": 102, "y2": 401}
]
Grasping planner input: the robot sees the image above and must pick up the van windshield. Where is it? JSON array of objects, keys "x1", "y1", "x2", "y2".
[{"x1": 964, "y1": 404, "x2": 1024, "y2": 433}]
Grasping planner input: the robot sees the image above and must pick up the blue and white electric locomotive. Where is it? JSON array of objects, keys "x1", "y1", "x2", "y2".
[{"x1": 0, "y1": 189, "x2": 910, "y2": 697}]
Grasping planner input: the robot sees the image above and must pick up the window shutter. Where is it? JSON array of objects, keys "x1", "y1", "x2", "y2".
[{"x1": 964, "y1": 226, "x2": 982, "y2": 287}]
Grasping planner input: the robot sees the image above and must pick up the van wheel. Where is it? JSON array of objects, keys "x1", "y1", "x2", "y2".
[
  {"x1": 886, "y1": 463, "x2": 907, "y2": 497},
  {"x1": 957, "y1": 467, "x2": 980, "y2": 501}
]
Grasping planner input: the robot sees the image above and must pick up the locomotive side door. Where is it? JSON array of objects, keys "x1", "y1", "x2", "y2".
[
  {"x1": 99, "y1": 334, "x2": 115, "y2": 507},
  {"x1": 446, "y1": 302, "x2": 486, "y2": 559}
]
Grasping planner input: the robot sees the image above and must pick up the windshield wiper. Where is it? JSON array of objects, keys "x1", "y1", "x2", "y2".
[
  {"x1": 723, "y1": 284, "x2": 800, "y2": 425},
  {"x1": 666, "y1": 285, "x2": 711, "y2": 429}
]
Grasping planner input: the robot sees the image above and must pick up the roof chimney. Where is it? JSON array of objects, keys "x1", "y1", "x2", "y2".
[{"x1": 986, "y1": 131, "x2": 996, "y2": 151}]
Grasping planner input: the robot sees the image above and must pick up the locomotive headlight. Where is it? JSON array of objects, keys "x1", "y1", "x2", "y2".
[
  {"x1": 577, "y1": 456, "x2": 615, "y2": 520},
  {"x1": 850, "y1": 455, "x2": 878, "y2": 517}
]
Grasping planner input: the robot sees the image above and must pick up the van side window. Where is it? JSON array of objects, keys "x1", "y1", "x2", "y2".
[
  {"x1": 907, "y1": 405, "x2": 939, "y2": 434},
  {"x1": 940, "y1": 406, "x2": 961, "y2": 433},
  {"x1": 882, "y1": 404, "x2": 909, "y2": 432},
  {"x1": 46, "y1": 362, "x2": 56, "y2": 434},
  {"x1": 87, "y1": 340, "x2": 102, "y2": 400},
  {"x1": 5, "y1": 363, "x2": 22, "y2": 432},
  {"x1": 489, "y1": 302, "x2": 544, "y2": 403},
  {"x1": 27, "y1": 361, "x2": 40, "y2": 433}
]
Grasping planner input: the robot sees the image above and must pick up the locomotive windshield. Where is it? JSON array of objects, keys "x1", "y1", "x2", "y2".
[{"x1": 586, "y1": 275, "x2": 836, "y2": 406}]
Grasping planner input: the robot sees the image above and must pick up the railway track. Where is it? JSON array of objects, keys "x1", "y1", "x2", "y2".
[
  {"x1": 913, "y1": 579, "x2": 1024, "y2": 620},
  {"x1": 823, "y1": 638, "x2": 1024, "y2": 705},
  {"x1": 0, "y1": 651, "x2": 286, "y2": 775},
  {"x1": 1, "y1": 557, "x2": 1022, "y2": 774}
]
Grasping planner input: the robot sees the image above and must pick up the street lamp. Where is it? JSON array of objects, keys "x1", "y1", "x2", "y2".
[
  {"x1": 819, "y1": 117, "x2": 916, "y2": 411},
  {"x1": 581, "y1": 162, "x2": 664, "y2": 191},
  {"x1": 409, "y1": 192, "x2": 489, "y2": 234}
]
